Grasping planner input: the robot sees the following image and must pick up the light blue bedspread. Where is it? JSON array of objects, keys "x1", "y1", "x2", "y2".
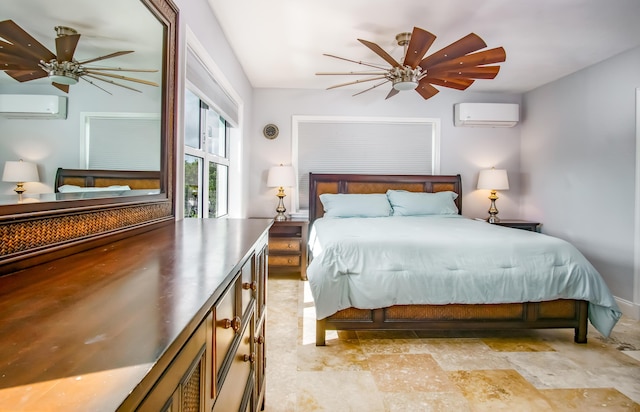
[{"x1": 307, "y1": 215, "x2": 621, "y2": 337}]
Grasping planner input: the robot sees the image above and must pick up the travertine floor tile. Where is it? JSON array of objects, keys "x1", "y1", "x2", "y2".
[
  {"x1": 449, "y1": 369, "x2": 554, "y2": 411},
  {"x1": 368, "y1": 353, "x2": 455, "y2": 392},
  {"x1": 540, "y1": 387, "x2": 640, "y2": 411},
  {"x1": 265, "y1": 275, "x2": 640, "y2": 411}
]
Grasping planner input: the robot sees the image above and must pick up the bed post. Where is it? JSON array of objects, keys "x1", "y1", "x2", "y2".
[
  {"x1": 574, "y1": 300, "x2": 588, "y2": 343},
  {"x1": 316, "y1": 319, "x2": 327, "y2": 346}
]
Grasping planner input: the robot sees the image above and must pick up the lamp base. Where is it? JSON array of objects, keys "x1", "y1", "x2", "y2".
[
  {"x1": 274, "y1": 190, "x2": 288, "y2": 221},
  {"x1": 486, "y1": 191, "x2": 500, "y2": 224}
]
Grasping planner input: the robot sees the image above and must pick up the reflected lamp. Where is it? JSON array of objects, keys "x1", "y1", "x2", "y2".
[
  {"x1": 267, "y1": 165, "x2": 296, "y2": 221},
  {"x1": 3, "y1": 160, "x2": 39, "y2": 201},
  {"x1": 477, "y1": 168, "x2": 509, "y2": 223}
]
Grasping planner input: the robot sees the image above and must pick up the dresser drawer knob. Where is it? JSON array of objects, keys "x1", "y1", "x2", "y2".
[
  {"x1": 243, "y1": 352, "x2": 256, "y2": 363},
  {"x1": 221, "y1": 316, "x2": 242, "y2": 332},
  {"x1": 242, "y1": 281, "x2": 257, "y2": 292}
]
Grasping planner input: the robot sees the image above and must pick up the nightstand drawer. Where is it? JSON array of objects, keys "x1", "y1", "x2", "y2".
[
  {"x1": 269, "y1": 238, "x2": 301, "y2": 253},
  {"x1": 269, "y1": 255, "x2": 301, "y2": 267}
]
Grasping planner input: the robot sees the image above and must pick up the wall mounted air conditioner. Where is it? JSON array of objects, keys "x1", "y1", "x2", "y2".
[
  {"x1": 0, "y1": 94, "x2": 68, "y2": 119},
  {"x1": 454, "y1": 103, "x2": 519, "y2": 127}
]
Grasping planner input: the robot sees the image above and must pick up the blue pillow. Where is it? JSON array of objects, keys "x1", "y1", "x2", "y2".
[
  {"x1": 386, "y1": 190, "x2": 459, "y2": 216},
  {"x1": 319, "y1": 193, "x2": 392, "y2": 218}
]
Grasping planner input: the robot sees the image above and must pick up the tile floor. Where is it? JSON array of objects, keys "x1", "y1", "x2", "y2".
[{"x1": 265, "y1": 273, "x2": 640, "y2": 411}]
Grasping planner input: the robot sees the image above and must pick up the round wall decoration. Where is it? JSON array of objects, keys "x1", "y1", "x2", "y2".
[{"x1": 263, "y1": 124, "x2": 279, "y2": 139}]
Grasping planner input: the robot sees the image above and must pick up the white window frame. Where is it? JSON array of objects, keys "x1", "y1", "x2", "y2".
[{"x1": 291, "y1": 115, "x2": 441, "y2": 212}]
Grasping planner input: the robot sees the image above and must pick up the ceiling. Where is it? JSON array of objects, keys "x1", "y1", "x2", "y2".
[
  {"x1": 0, "y1": 0, "x2": 162, "y2": 89},
  {"x1": 207, "y1": 0, "x2": 640, "y2": 95}
]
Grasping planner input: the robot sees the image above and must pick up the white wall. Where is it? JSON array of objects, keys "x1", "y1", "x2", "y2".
[
  {"x1": 521, "y1": 46, "x2": 640, "y2": 315},
  {"x1": 249, "y1": 87, "x2": 522, "y2": 219}
]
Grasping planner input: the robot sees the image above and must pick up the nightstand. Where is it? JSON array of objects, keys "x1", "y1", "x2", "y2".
[
  {"x1": 268, "y1": 218, "x2": 309, "y2": 280},
  {"x1": 492, "y1": 219, "x2": 541, "y2": 232}
]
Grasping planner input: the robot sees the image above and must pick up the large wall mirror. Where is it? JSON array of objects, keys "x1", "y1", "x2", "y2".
[{"x1": 0, "y1": 0, "x2": 177, "y2": 273}]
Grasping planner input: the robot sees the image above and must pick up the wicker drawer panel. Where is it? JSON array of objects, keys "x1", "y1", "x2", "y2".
[
  {"x1": 537, "y1": 300, "x2": 577, "y2": 319},
  {"x1": 269, "y1": 238, "x2": 301, "y2": 253},
  {"x1": 385, "y1": 304, "x2": 523, "y2": 321},
  {"x1": 268, "y1": 255, "x2": 300, "y2": 267},
  {"x1": 329, "y1": 308, "x2": 373, "y2": 321}
]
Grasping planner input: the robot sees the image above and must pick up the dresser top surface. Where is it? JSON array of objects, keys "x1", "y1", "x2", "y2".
[{"x1": 0, "y1": 218, "x2": 271, "y2": 411}]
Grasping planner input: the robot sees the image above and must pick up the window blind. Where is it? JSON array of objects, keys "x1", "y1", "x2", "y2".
[
  {"x1": 296, "y1": 119, "x2": 436, "y2": 210},
  {"x1": 87, "y1": 117, "x2": 160, "y2": 170},
  {"x1": 186, "y1": 47, "x2": 239, "y2": 127}
]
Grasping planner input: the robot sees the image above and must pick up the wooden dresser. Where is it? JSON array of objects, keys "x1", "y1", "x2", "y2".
[{"x1": 0, "y1": 218, "x2": 271, "y2": 412}]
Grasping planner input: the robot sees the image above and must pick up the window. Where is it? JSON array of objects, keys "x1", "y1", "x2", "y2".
[
  {"x1": 183, "y1": 89, "x2": 229, "y2": 218},
  {"x1": 293, "y1": 116, "x2": 440, "y2": 211}
]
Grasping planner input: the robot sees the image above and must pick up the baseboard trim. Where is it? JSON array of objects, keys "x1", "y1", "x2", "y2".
[{"x1": 615, "y1": 296, "x2": 640, "y2": 320}]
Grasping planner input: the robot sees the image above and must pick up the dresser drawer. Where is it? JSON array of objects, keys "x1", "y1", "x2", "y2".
[
  {"x1": 214, "y1": 282, "x2": 238, "y2": 377},
  {"x1": 240, "y1": 258, "x2": 255, "y2": 317},
  {"x1": 269, "y1": 238, "x2": 301, "y2": 253},
  {"x1": 213, "y1": 315, "x2": 253, "y2": 411},
  {"x1": 269, "y1": 255, "x2": 301, "y2": 267}
]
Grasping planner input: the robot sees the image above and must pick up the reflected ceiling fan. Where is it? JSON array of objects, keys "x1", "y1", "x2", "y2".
[
  {"x1": 317, "y1": 27, "x2": 506, "y2": 100},
  {"x1": 0, "y1": 19, "x2": 158, "y2": 95}
]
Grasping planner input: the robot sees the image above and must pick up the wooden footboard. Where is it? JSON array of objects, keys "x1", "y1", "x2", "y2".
[{"x1": 315, "y1": 299, "x2": 588, "y2": 345}]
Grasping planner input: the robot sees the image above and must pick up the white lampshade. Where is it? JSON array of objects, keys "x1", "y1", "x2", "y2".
[
  {"x1": 267, "y1": 165, "x2": 296, "y2": 188},
  {"x1": 2, "y1": 160, "x2": 39, "y2": 183},
  {"x1": 477, "y1": 168, "x2": 509, "y2": 191}
]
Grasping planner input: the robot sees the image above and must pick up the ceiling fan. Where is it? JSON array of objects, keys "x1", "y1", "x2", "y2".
[
  {"x1": 0, "y1": 19, "x2": 158, "y2": 95},
  {"x1": 317, "y1": 27, "x2": 506, "y2": 100}
]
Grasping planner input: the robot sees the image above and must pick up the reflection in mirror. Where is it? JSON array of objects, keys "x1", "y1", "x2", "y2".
[{"x1": 0, "y1": 0, "x2": 165, "y2": 211}]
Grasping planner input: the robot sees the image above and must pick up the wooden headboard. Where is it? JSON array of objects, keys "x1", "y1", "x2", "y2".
[
  {"x1": 55, "y1": 168, "x2": 161, "y2": 192},
  {"x1": 308, "y1": 173, "x2": 462, "y2": 225}
]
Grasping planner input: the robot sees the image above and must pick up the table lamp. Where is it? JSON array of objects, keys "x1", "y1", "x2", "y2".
[
  {"x1": 267, "y1": 164, "x2": 296, "y2": 221},
  {"x1": 3, "y1": 160, "x2": 39, "y2": 202},
  {"x1": 477, "y1": 167, "x2": 509, "y2": 223}
]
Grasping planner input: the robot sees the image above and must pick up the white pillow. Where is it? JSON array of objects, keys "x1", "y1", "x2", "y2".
[
  {"x1": 386, "y1": 190, "x2": 459, "y2": 216},
  {"x1": 319, "y1": 193, "x2": 392, "y2": 218},
  {"x1": 58, "y1": 184, "x2": 131, "y2": 193}
]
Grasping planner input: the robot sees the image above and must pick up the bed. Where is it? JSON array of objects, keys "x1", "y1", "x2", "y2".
[
  {"x1": 54, "y1": 168, "x2": 161, "y2": 194},
  {"x1": 307, "y1": 173, "x2": 621, "y2": 346}
]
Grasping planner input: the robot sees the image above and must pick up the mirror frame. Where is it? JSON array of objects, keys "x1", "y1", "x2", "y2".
[{"x1": 0, "y1": 0, "x2": 178, "y2": 274}]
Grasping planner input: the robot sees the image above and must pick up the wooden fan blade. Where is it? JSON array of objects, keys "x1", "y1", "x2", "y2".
[
  {"x1": 84, "y1": 73, "x2": 139, "y2": 93},
  {"x1": 80, "y1": 66, "x2": 158, "y2": 73},
  {"x1": 0, "y1": 51, "x2": 42, "y2": 70},
  {"x1": 0, "y1": 20, "x2": 56, "y2": 63},
  {"x1": 424, "y1": 77, "x2": 475, "y2": 90},
  {"x1": 78, "y1": 50, "x2": 133, "y2": 65},
  {"x1": 358, "y1": 39, "x2": 401, "y2": 68},
  {"x1": 326, "y1": 75, "x2": 387, "y2": 90},
  {"x1": 322, "y1": 53, "x2": 389, "y2": 70},
  {"x1": 52, "y1": 82, "x2": 69, "y2": 93},
  {"x1": 415, "y1": 80, "x2": 439, "y2": 100},
  {"x1": 385, "y1": 88, "x2": 400, "y2": 100},
  {"x1": 403, "y1": 27, "x2": 436, "y2": 68},
  {"x1": 55, "y1": 33, "x2": 80, "y2": 62},
  {"x1": 427, "y1": 47, "x2": 506, "y2": 73},
  {"x1": 4, "y1": 69, "x2": 47, "y2": 82},
  {"x1": 419, "y1": 33, "x2": 487, "y2": 70},
  {"x1": 84, "y1": 70, "x2": 158, "y2": 86},
  {"x1": 352, "y1": 79, "x2": 390, "y2": 96},
  {"x1": 427, "y1": 66, "x2": 500, "y2": 79}
]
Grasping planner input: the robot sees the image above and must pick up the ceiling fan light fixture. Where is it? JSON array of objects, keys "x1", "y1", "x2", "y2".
[{"x1": 48, "y1": 71, "x2": 79, "y2": 85}]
